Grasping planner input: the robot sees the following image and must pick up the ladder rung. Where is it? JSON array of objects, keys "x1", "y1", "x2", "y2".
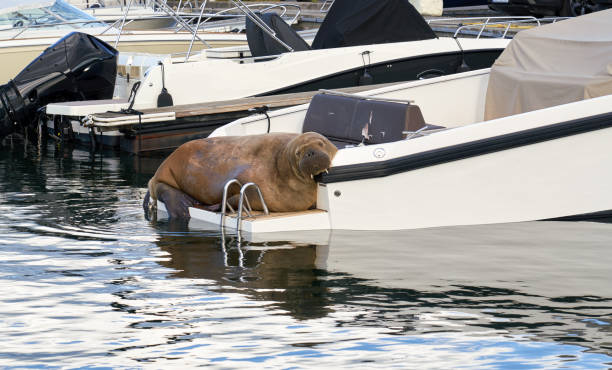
[{"x1": 220, "y1": 179, "x2": 269, "y2": 232}]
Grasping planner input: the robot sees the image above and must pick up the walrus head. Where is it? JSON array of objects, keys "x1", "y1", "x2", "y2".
[{"x1": 288, "y1": 132, "x2": 338, "y2": 181}]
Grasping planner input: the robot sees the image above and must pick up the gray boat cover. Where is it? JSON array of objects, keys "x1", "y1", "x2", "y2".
[{"x1": 484, "y1": 10, "x2": 612, "y2": 120}]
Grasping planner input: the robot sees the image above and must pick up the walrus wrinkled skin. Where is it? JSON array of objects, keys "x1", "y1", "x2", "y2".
[{"x1": 144, "y1": 132, "x2": 338, "y2": 219}]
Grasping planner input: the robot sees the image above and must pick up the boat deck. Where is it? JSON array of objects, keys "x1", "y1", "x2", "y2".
[
  {"x1": 92, "y1": 82, "x2": 398, "y2": 125},
  {"x1": 85, "y1": 83, "x2": 398, "y2": 154},
  {"x1": 157, "y1": 202, "x2": 331, "y2": 233},
  {"x1": 91, "y1": 90, "x2": 327, "y2": 125}
]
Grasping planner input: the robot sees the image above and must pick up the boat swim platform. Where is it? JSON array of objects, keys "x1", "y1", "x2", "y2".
[
  {"x1": 156, "y1": 201, "x2": 331, "y2": 234},
  {"x1": 84, "y1": 83, "x2": 399, "y2": 154}
]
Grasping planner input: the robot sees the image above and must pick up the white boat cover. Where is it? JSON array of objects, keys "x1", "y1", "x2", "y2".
[
  {"x1": 484, "y1": 10, "x2": 612, "y2": 120},
  {"x1": 0, "y1": 0, "x2": 55, "y2": 15}
]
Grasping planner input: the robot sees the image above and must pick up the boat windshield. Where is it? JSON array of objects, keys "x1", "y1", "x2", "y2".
[{"x1": 0, "y1": 0, "x2": 105, "y2": 31}]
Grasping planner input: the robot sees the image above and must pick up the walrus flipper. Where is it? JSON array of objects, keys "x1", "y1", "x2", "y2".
[
  {"x1": 155, "y1": 183, "x2": 202, "y2": 219},
  {"x1": 143, "y1": 190, "x2": 151, "y2": 214},
  {"x1": 143, "y1": 191, "x2": 156, "y2": 221}
]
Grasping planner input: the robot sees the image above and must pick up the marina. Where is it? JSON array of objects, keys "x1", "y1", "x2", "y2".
[
  {"x1": 41, "y1": 1, "x2": 509, "y2": 150},
  {"x1": 150, "y1": 9, "x2": 612, "y2": 233},
  {"x1": 1, "y1": 0, "x2": 611, "y2": 367},
  {"x1": 0, "y1": 0, "x2": 252, "y2": 83}
]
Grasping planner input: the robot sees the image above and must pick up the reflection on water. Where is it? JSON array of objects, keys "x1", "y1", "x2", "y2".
[
  {"x1": 155, "y1": 225, "x2": 332, "y2": 321},
  {"x1": 0, "y1": 138, "x2": 611, "y2": 368}
]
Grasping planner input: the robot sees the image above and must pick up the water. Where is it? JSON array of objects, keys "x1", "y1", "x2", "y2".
[{"x1": 1, "y1": 138, "x2": 611, "y2": 368}]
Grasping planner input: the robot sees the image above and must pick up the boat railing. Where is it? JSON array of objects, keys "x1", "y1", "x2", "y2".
[
  {"x1": 0, "y1": 14, "x2": 200, "y2": 40},
  {"x1": 174, "y1": 1, "x2": 301, "y2": 60},
  {"x1": 2, "y1": 0, "x2": 300, "y2": 62},
  {"x1": 175, "y1": 0, "x2": 301, "y2": 61},
  {"x1": 0, "y1": 19, "x2": 114, "y2": 40},
  {"x1": 119, "y1": 0, "x2": 213, "y2": 49},
  {"x1": 68, "y1": 0, "x2": 154, "y2": 11},
  {"x1": 220, "y1": 179, "x2": 269, "y2": 232},
  {"x1": 319, "y1": 0, "x2": 334, "y2": 13},
  {"x1": 236, "y1": 182, "x2": 269, "y2": 231},
  {"x1": 318, "y1": 89, "x2": 415, "y2": 105},
  {"x1": 221, "y1": 179, "x2": 244, "y2": 229},
  {"x1": 70, "y1": 0, "x2": 197, "y2": 15},
  {"x1": 175, "y1": 50, "x2": 282, "y2": 63},
  {"x1": 229, "y1": 0, "x2": 295, "y2": 52},
  {"x1": 155, "y1": 0, "x2": 301, "y2": 60},
  {"x1": 177, "y1": 3, "x2": 302, "y2": 31},
  {"x1": 1, "y1": 0, "x2": 182, "y2": 40},
  {"x1": 403, "y1": 124, "x2": 448, "y2": 140},
  {"x1": 110, "y1": 0, "x2": 246, "y2": 49},
  {"x1": 427, "y1": 16, "x2": 569, "y2": 38}
]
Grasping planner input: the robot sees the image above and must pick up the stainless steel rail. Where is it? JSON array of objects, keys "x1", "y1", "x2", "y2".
[
  {"x1": 230, "y1": 0, "x2": 294, "y2": 53},
  {"x1": 184, "y1": 3, "x2": 302, "y2": 30},
  {"x1": 220, "y1": 179, "x2": 269, "y2": 232},
  {"x1": 318, "y1": 89, "x2": 415, "y2": 104},
  {"x1": 149, "y1": 0, "x2": 211, "y2": 47},
  {"x1": 186, "y1": 0, "x2": 208, "y2": 60},
  {"x1": 114, "y1": 0, "x2": 134, "y2": 47},
  {"x1": 221, "y1": 179, "x2": 244, "y2": 229},
  {"x1": 236, "y1": 182, "x2": 269, "y2": 232},
  {"x1": 427, "y1": 16, "x2": 569, "y2": 39},
  {"x1": 320, "y1": 0, "x2": 333, "y2": 12}
]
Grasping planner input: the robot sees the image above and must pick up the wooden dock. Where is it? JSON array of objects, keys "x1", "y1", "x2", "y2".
[{"x1": 89, "y1": 83, "x2": 398, "y2": 155}]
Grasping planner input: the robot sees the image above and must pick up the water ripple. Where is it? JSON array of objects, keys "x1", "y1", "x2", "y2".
[{"x1": 0, "y1": 140, "x2": 611, "y2": 367}]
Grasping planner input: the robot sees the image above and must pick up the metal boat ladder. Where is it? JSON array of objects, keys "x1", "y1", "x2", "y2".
[{"x1": 220, "y1": 179, "x2": 269, "y2": 232}]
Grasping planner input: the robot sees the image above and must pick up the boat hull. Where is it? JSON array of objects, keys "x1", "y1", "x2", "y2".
[
  {"x1": 43, "y1": 37, "x2": 509, "y2": 150},
  {"x1": 319, "y1": 118, "x2": 612, "y2": 230},
  {"x1": 0, "y1": 35, "x2": 245, "y2": 84},
  {"x1": 194, "y1": 70, "x2": 612, "y2": 232},
  {"x1": 163, "y1": 115, "x2": 612, "y2": 232}
]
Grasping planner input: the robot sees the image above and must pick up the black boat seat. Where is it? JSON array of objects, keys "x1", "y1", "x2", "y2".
[
  {"x1": 302, "y1": 93, "x2": 428, "y2": 148},
  {"x1": 246, "y1": 12, "x2": 311, "y2": 58}
]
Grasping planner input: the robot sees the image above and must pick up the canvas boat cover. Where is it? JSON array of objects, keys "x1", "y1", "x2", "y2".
[
  {"x1": 311, "y1": 0, "x2": 436, "y2": 50},
  {"x1": 245, "y1": 0, "x2": 436, "y2": 57},
  {"x1": 484, "y1": 10, "x2": 612, "y2": 120}
]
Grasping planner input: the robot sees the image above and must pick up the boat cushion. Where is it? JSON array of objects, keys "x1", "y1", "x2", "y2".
[{"x1": 302, "y1": 93, "x2": 426, "y2": 148}]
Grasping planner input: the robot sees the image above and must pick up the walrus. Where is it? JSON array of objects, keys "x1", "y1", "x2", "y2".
[{"x1": 143, "y1": 132, "x2": 338, "y2": 219}]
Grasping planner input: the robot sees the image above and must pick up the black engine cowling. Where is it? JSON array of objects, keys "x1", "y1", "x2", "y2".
[{"x1": 0, "y1": 32, "x2": 118, "y2": 140}]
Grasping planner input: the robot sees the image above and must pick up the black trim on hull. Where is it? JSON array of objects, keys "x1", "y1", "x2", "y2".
[
  {"x1": 546, "y1": 209, "x2": 612, "y2": 223},
  {"x1": 318, "y1": 111, "x2": 612, "y2": 184},
  {"x1": 256, "y1": 49, "x2": 503, "y2": 97}
]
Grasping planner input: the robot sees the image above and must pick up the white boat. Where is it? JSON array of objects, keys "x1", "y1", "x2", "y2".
[
  {"x1": 0, "y1": 0, "x2": 246, "y2": 83},
  {"x1": 157, "y1": 9, "x2": 612, "y2": 233},
  {"x1": 72, "y1": 0, "x2": 302, "y2": 32},
  {"x1": 44, "y1": 0, "x2": 511, "y2": 146},
  {"x1": 69, "y1": 0, "x2": 182, "y2": 30}
]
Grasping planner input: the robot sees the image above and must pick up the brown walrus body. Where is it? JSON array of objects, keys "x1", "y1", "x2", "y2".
[{"x1": 145, "y1": 132, "x2": 337, "y2": 218}]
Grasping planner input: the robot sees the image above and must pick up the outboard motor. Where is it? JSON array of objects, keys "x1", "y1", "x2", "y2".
[{"x1": 0, "y1": 32, "x2": 118, "y2": 140}]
